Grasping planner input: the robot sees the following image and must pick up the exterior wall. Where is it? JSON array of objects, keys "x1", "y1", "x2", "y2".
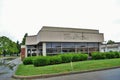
[
  {"x1": 100, "y1": 44, "x2": 120, "y2": 52},
  {"x1": 38, "y1": 31, "x2": 103, "y2": 43},
  {"x1": 26, "y1": 35, "x2": 37, "y2": 45},
  {"x1": 39, "y1": 26, "x2": 99, "y2": 33}
]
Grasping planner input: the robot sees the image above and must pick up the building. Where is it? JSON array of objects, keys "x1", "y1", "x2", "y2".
[
  {"x1": 23, "y1": 26, "x2": 104, "y2": 57},
  {"x1": 100, "y1": 43, "x2": 120, "y2": 52}
]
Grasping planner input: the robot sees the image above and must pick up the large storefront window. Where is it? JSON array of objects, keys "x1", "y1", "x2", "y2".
[
  {"x1": 46, "y1": 42, "x2": 61, "y2": 54},
  {"x1": 62, "y1": 43, "x2": 75, "y2": 53},
  {"x1": 88, "y1": 42, "x2": 99, "y2": 54},
  {"x1": 75, "y1": 43, "x2": 87, "y2": 53},
  {"x1": 46, "y1": 42, "x2": 99, "y2": 55},
  {"x1": 38, "y1": 43, "x2": 42, "y2": 55}
]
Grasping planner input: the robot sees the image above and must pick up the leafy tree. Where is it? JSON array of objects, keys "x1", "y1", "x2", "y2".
[
  {"x1": 107, "y1": 40, "x2": 115, "y2": 44},
  {"x1": 0, "y1": 36, "x2": 19, "y2": 56},
  {"x1": 21, "y1": 33, "x2": 28, "y2": 45}
]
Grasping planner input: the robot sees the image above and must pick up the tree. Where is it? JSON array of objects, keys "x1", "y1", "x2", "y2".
[
  {"x1": 16, "y1": 41, "x2": 21, "y2": 56},
  {"x1": 107, "y1": 40, "x2": 115, "y2": 44},
  {"x1": 0, "y1": 36, "x2": 19, "y2": 56},
  {"x1": 21, "y1": 33, "x2": 28, "y2": 45}
]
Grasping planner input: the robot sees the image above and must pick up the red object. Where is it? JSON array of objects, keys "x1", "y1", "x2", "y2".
[{"x1": 21, "y1": 48, "x2": 25, "y2": 61}]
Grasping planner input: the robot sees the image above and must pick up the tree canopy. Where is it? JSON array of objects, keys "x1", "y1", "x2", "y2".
[
  {"x1": 0, "y1": 36, "x2": 20, "y2": 56},
  {"x1": 21, "y1": 33, "x2": 28, "y2": 45},
  {"x1": 107, "y1": 40, "x2": 115, "y2": 44}
]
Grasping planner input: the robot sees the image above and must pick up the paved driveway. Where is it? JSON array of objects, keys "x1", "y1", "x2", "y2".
[
  {"x1": 0, "y1": 57, "x2": 22, "y2": 80},
  {"x1": 37, "y1": 68, "x2": 120, "y2": 80}
]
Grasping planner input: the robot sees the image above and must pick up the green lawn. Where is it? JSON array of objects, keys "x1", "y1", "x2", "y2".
[{"x1": 16, "y1": 58, "x2": 120, "y2": 76}]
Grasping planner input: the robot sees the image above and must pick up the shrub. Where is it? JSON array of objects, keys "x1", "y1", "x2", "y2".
[
  {"x1": 23, "y1": 57, "x2": 33, "y2": 65},
  {"x1": 60, "y1": 53, "x2": 88, "y2": 62},
  {"x1": 72, "y1": 54, "x2": 81, "y2": 62},
  {"x1": 80, "y1": 54, "x2": 88, "y2": 61},
  {"x1": 33, "y1": 57, "x2": 49, "y2": 67},
  {"x1": 114, "y1": 51, "x2": 120, "y2": 58},
  {"x1": 92, "y1": 52, "x2": 106, "y2": 60},
  {"x1": 105, "y1": 52, "x2": 112, "y2": 59},
  {"x1": 72, "y1": 53, "x2": 88, "y2": 61},
  {"x1": 105, "y1": 52, "x2": 120, "y2": 59},
  {"x1": 60, "y1": 54, "x2": 73, "y2": 63},
  {"x1": 49, "y1": 56, "x2": 62, "y2": 65}
]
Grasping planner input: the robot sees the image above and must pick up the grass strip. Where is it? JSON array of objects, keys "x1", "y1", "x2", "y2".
[{"x1": 15, "y1": 58, "x2": 120, "y2": 76}]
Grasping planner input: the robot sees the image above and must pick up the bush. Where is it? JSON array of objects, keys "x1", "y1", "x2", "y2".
[
  {"x1": 114, "y1": 51, "x2": 120, "y2": 58},
  {"x1": 23, "y1": 57, "x2": 33, "y2": 65},
  {"x1": 91, "y1": 51, "x2": 120, "y2": 60},
  {"x1": 33, "y1": 57, "x2": 49, "y2": 67},
  {"x1": 72, "y1": 53, "x2": 88, "y2": 61},
  {"x1": 92, "y1": 52, "x2": 106, "y2": 60},
  {"x1": 60, "y1": 54, "x2": 73, "y2": 63},
  {"x1": 49, "y1": 56, "x2": 62, "y2": 65},
  {"x1": 72, "y1": 54, "x2": 81, "y2": 62},
  {"x1": 80, "y1": 54, "x2": 88, "y2": 61},
  {"x1": 105, "y1": 52, "x2": 120, "y2": 59},
  {"x1": 60, "y1": 53, "x2": 88, "y2": 63},
  {"x1": 105, "y1": 52, "x2": 113, "y2": 59}
]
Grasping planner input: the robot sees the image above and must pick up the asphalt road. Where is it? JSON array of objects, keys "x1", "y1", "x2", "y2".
[
  {"x1": 0, "y1": 57, "x2": 22, "y2": 80},
  {"x1": 37, "y1": 68, "x2": 120, "y2": 80}
]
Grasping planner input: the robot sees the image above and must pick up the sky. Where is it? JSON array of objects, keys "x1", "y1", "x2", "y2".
[{"x1": 0, "y1": 0, "x2": 120, "y2": 43}]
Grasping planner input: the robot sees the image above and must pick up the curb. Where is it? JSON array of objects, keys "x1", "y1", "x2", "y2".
[{"x1": 12, "y1": 66, "x2": 120, "y2": 79}]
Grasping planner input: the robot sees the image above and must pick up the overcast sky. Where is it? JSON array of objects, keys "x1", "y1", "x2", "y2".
[{"x1": 0, "y1": 0, "x2": 120, "y2": 43}]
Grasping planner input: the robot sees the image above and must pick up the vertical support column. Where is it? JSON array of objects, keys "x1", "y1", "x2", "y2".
[
  {"x1": 87, "y1": 43, "x2": 89, "y2": 55},
  {"x1": 25, "y1": 46, "x2": 27, "y2": 57},
  {"x1": 36, "y1": 45, "x2": 39, "y2": 56},
  {"x1": 105, "y1": 44, "x2": 107, "y2": 52},
  {"x1": 42, "y1": 42, "x2": 46, "y2": 56},
  {"x1": 118, "y1": 45, "x2": 120, "y2": 52},
  {"x1": 61, "y1": 43, "x2": 62, "y2": 53},
  {"x1": 30, "y1": 48, "x2": 32, "y2": 56},
  {"x1": 98, "y1": 42, "x2": 101, "y2": 52},
  {"x1": 75, "y1": 44, "x2": 77, "y2": 53}
]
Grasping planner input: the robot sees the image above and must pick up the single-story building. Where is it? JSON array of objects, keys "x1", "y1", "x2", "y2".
[
  {"x1": 100, "y1": 42, "x2": 120, "y2": 52},
  {"x1": 21, "y1": 26, "x2": 104, "y2": 57}
]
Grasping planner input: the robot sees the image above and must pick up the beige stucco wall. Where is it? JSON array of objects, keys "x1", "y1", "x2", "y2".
[
  {"x1": 26, "y1": 26, "x2": 104, "y2": 45},
  {"x1": 38, "y1": 31, "x2": 104, "y2": 42},
  {"x1": 39, "y1": 26, "x2": 99, "y2": 33},
  {"x1": 26, "y1": 35, "x2": 37, "y2": 45}
]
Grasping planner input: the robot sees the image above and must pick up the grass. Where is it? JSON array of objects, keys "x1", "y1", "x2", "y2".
[{"x1": 16, "y1": 58, "x2": 120, "y2": 76}]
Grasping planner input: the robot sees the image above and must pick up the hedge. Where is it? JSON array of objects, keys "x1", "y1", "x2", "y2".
[
  {"x1": 23, "y1": 57, "x2": 33, "y2": 65},
  {"x1": 72, "y1": 53, "x2": 88, "y2": 61},
  {"x1": 23, "y1": 53, "x2": 88, "y2": 67},
  {"x1": 33, "y1": 56, "x2": 49, "y2": 67},
  {"x1": 60, "y1": 54, "x2": 73, "y2": 63},
  {"x1": 49, "y1": 56, "x2": 62, "y2": 65},
  {"x1": 92, "y1": 52, "x2": 106, "y2": 60},
  {"x1": 92, "y1": 51, "x2": 120, "y2": 60}
]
